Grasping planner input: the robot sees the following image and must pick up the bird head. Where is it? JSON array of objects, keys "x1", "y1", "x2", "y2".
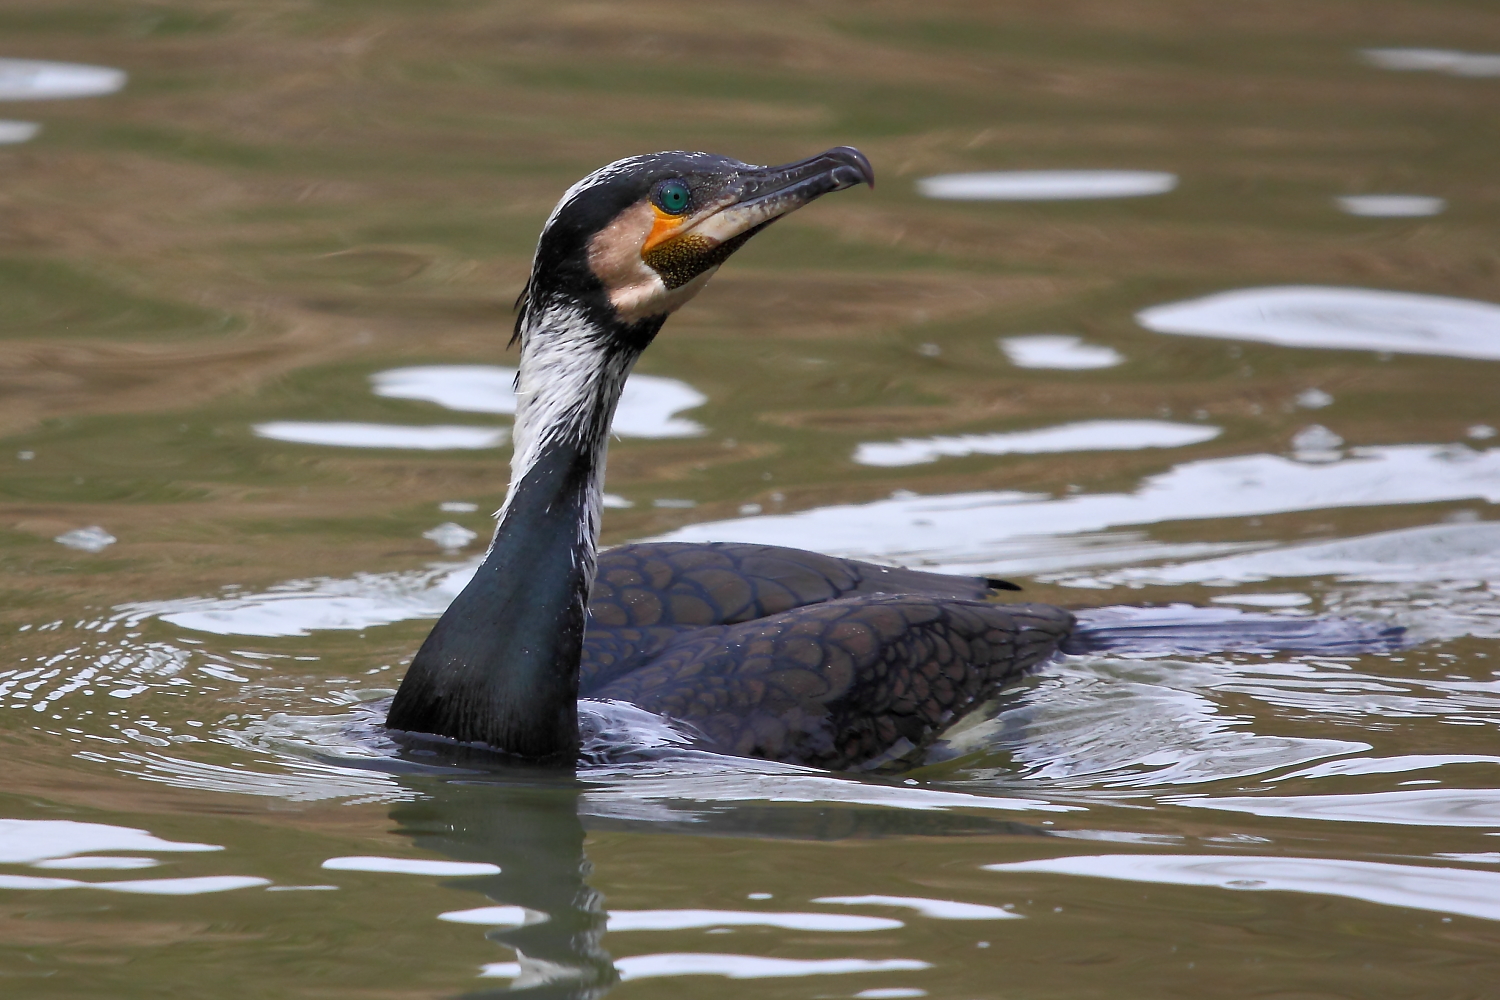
[{"x1": 516, "y1": 147, "x2": 874, "y2": 341}]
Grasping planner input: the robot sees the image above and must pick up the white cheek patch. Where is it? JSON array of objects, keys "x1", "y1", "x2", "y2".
[
  {"x1": 587, "y1": 199, "x2": 722, "y2": 323},
  {"x1": 609, "y1": 269, "x2": 670, "y2": 321},
  {"x1": 609, "y1": 265, "x2": 720, "y2": 323}
]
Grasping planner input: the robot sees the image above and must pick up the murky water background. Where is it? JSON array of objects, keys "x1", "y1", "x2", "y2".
[{"x1": 3, "y1": 2, "x2": 1500, "y2": 996}]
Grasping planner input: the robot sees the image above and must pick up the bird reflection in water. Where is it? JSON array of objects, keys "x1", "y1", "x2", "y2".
[
  {"x1": 381, "y1": 751, "x2": 1053, "y2": 998},
  {"x1": 389, "y1": 771, "x2": 615, "y2": 998}
]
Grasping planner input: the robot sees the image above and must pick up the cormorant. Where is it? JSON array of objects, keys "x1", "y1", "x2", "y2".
[{"x1": 386, "y1": 147, "x2": 1399, "y2": 767}]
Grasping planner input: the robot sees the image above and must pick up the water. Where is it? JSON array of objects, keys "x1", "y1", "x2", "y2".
[{"x1": 3, "y1": 2, "x2": 1500, "y2": 997}]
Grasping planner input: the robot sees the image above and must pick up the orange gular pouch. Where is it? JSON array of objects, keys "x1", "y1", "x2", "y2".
[{"x1": 643, "y1": 229, "x2": 761, "y2": 290}]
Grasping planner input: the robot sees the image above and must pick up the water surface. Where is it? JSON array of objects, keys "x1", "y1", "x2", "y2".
[{"x1": 4, "y1": 2, "x2": 1500, "y2": 997}]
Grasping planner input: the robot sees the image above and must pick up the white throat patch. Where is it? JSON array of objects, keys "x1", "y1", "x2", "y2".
[{"x1": 586, "y1": 199, "x2": 718, "y2": 324}]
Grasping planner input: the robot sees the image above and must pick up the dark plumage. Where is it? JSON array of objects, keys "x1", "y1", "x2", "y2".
[
  {"x1": 384, "y1": 144, "x2": 1077, "y2": 767},
  {"x1": 385, "y1": 147, "x2": 1400, "y2": 768},
  {"x1": 580, "y1": 543, "x2": 1070, "y2": 769}
]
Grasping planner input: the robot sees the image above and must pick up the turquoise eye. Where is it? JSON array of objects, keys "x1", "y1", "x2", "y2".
[{"x1": 655, "y1": 180, "x2": 691, "y2": 214}]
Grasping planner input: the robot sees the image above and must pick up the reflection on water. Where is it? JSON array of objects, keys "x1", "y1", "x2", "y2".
[
  {"x1": 322, "y1": 855, "x2": 500, "y2": 876},
  {"x1": 811, "y1": 895, "x2": 1019, "y2": 920},
  {"x1": 103, "y1": 443, "x2": 1500, "y2": 642},
  {"x1": 944, "y1": 654, "x2": 1373, "y2": 789},
  {"x1": 1082, "y1": 520, "x2": 1500, "y2": 591},
  {"x1": 0, "y1": 819, "x2": 220, "y2": 863},
  {"x1": 605, "y1": 954, "x2": 930, "y2": 982},
  {"x1": 53, "y1": 524, "x2": 117, "y2": 552},
  {"x1": 0, "y1": 871, "x2": 268, "y2": 894},
  {"x1": 1178, "y1": 788, "x2": 1500, "y2": 827},
  {"x1": 6, "y1": 4, "x2": 1500, "y2": 996},
  {"x1": 1362, "y1": 47, "x2": 1500, "y2": 77},
  {"x1": 33, "y1": 856, "x2": 160, "y2": 870},
  {"x1": 986, "y1": 854, "x2": 1500, "y2": 923},
  {"x1": 371, "y1": 365, "x2": 707, "y2": 438},
  {"x1": 602, "y1": 909, "x2": 902, "y2": 931},
  {"x1": 999, "y1": 335, "x2": 1124, "y2": 370},
  {"x1": 116, "y1": 561, "x2": 471, "y2": 636},
  {"x1": 1137, "y1": 286, "x2": 1500, "y2": 360},
  {"x1": 853, "y1": 420, "x2": 1219, "y2": 467},
  {"x1": 660, "y1": 444, "x2": 1500, "y2": 575},
  {"x1": 0, "y1": 819, "x2": 265, "y2": 896},
  {"x1": 388, "y1": 779, "x2": 617, "y2": 997},
  {"x1": 252, "y1": 366, "x2": 706, "y2": 452},
  {"x1": 0, "y1": 59, "x2": 125, "y2": 99},
  {"x1": 382, "y1": 775, "x2": 1000, "y2": 994},
  {"x1": 424, "y1": 521, "x2": 479, "y2": 551},
  {"x1": 917, "y1": 171, "x2": 1178, "y2": 200},
  {"x1": 254, "y1": 422, "x2": 508, "y2": 450},
  {"x1": 1282, "y1": 754, "x2": 1500, "y2": 779},
  {"x1": 1336, "y1": 194, "x2": 1446, "y2": 217},
  {"x1": 0, "y1": 120, "x2": 38, "y2": 144}
]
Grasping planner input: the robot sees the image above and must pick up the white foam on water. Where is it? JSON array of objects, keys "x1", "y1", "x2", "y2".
[
  {"x1": 985, "y1": 854, "x2": 1500, "y2": 922},
  {"x1": 0, "y1": 819, "x2": 221, "y2": 864},
  {"x1": 1362, "y1": 48, "x2": 1500, "y2": 77},
  {"x1": 1136, "y1": 286, "x2": 1500, "y2": 361},
  {"x1": 321, "y1": 856, "x2": 499, "y2": 876},
  {"x1": 253, "y1": 422, "x2": 507, "y2": 450},
  {"x1": 812, "y1": 895, "x2": 1020, "y2": 920},
  {"x1": 370, "y1": 365, "x2": 706, "y2": 438},
  {"x1": 855, "y1": 990, "x2": 928, "y2": 999},
  {"x1": 0, "y1": 59, "x2": 126, "y2": 100},
  {"x1": 853, "y1": 420, "x2": 1219, "y2": 468},
  {"x1": 918, "y1": 171, "x2": 1177, "y2": 201},
  {"x1": 0, "y1": 120, "x2": 39, "y2": 143},
  {"x1": 1172, "y1": 788, "x2": 1500, "y2": 827},
  {"x1": 604, "y1": 909, "x2": 902, "y2": 932},
  {"x1": 1337, "y1": 195, "x2": 1446, "y2": 218},
  {"x1": 999, "y1": 335, "x2": 1124, "y2": 369}
]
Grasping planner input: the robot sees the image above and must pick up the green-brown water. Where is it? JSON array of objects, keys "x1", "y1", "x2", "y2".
[{"x1": 4, "y1": 2, "x2": 1500, "y2": 997}]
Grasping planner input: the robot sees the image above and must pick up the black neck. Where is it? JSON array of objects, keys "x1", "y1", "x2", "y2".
[
  {"x1": 387, "y1": 304, "x2": 663, "y2": 762},
  {"x1": 387, "y1": 440, "x2": 596, "y2": 760}
]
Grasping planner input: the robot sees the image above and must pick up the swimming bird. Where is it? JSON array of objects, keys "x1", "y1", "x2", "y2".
[
  {"x1": 386, "y1": 147, "x2": 1401, "y2": 767},
  {"x1": 385, "y1": 147, "x2": 1072, "y2": 765}
]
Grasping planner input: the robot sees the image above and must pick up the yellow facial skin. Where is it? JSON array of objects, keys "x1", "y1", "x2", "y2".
[
  {"x1": 642, "y1": 205, "x2": 687, "y2": 254},
  {"x1": 586, "y1": 189, "x2": 806, "y2": 323},
  {"x1": 585, "y1": 200, "x2": 708, "y2": 324}
]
